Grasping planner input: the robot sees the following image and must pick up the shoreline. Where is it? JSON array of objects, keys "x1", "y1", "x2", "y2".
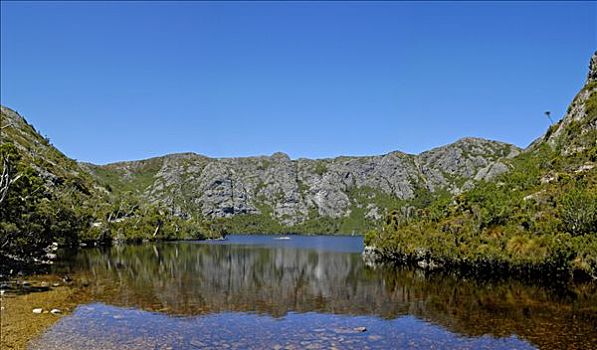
[
  {"x1": 0, "y1": 276, "x2": 84, "y2": 350},
  {"x1": 362, "y1": 245, "x2": 597, "y2": 284}
]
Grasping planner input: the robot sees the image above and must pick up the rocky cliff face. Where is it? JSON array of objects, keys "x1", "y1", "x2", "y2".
[{"x1": 86, "y1": 137, "x2": 519, "y2": 229}]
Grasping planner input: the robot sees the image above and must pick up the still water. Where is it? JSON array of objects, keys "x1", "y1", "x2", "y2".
[{"x1": 31, "y1": 235, "x2": 597, "y2": 349}]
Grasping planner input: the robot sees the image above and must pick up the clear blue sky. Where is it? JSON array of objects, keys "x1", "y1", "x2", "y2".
[{"x1": 1, "y1": 1, "x2": 595, "y2": 164}]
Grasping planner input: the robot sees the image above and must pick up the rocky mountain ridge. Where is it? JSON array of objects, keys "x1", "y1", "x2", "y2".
[
  {"x1": 83, "y1": 135, "x2": 519, "y2": 230},
  {"x1": 1, "y1": 90, "x2": 528, "y2": 234}
]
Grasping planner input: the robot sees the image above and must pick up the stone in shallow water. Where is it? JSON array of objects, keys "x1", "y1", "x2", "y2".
[
  {"x1": 50, "y1": 309, "x2": 61, "y2": 315},
  {"x1": 333, "y1": 327, "x2": 367, "y2": 334},
  {"x1": 189, "y1": 339, "x2": 206, "y2": 348},
  {"x1": 32, "y1": 308, "x2": 43, "y2": 314}
]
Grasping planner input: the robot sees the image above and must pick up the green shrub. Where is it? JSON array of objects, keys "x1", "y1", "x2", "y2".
[
  {"x1": 313, "y1": 161, "x2": 328, "y2": 176},
  {"x1": 559, "y1": 187, "x2": 597, "y2": 236}
]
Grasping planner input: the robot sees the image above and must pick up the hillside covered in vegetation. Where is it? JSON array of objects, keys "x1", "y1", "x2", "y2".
[
  {"x1": 365, "y1": 52, "x2": 597, "y2": 280},
  {"x1": 0, "y1": 106, "x2": 224, "y2": 276}
]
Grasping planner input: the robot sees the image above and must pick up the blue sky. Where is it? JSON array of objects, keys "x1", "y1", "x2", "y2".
[{"x1": 1, "y1": 2, "x2": 595, "y2": 164}]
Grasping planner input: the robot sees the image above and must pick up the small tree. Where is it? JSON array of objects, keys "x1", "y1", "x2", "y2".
[
  {"x1": 545, "y1": 111, "x2": 554, "y2": 124},
  {"x1": 0, "y1": 145, "x2": 22, "y2": 205}
]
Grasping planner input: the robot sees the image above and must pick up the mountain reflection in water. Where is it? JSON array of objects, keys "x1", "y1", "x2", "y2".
[{"x1": 36, "y1": 235, "x2": 597, "y2": 349}]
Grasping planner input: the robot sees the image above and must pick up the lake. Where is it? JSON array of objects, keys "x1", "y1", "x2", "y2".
[{"x1": 30, "y1": 235, "x2": 597, "y2": 349}]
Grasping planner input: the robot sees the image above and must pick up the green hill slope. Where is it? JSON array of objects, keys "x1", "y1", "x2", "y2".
[
  {"x1": 0, "y1": 107, "x2": 222, "y2": 275},
  {"x1": 365, "y1": 52, "x2": 597, "y2": 280}
]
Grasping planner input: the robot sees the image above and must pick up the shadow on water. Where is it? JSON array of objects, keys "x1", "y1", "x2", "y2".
[{"x1": 37, "y1": 235, "x2": 597, "y2": 349}]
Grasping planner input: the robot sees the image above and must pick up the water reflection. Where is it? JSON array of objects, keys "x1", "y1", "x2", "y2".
[
  {"x1": 48, "y1": 236, "x2": 596, "y2": 349},
  {"x1": 30, "y1": 304, "x2": 535, "y2": 350}
]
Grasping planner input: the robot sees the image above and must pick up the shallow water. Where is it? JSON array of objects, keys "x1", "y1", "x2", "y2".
[{"x1": 30, "y1": 235, "x2": 597, "y2": 349}]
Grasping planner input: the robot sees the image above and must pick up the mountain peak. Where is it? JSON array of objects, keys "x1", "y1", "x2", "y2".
[{"x1": 271, "y1": 152, "x2": 291, "y2": 161}]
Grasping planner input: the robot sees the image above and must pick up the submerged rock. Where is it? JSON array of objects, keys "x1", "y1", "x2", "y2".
[{"x1": 333, "y1": 326, "x2": 368, "y2": 334}]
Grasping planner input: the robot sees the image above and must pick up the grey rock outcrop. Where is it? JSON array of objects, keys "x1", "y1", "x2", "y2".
[{"x1": 588, "y1": 51, "x2": 597, "y2": 83}]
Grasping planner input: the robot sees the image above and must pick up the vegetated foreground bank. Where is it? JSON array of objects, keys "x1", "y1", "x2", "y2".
[{"x1": 365, "y1": 52, "x2": 597, "y2": 281}]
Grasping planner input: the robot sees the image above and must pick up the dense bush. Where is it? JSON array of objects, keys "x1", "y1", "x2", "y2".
[{"x1": 0, "y1": 143, "x2": 86, "y2": 275}]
